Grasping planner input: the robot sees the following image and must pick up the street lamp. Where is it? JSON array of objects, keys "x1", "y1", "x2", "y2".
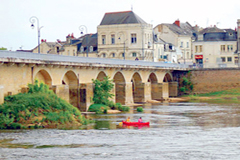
[
  {"x1": 79, "y1": 25, "x2": 88, "y2": 57},
  {"x1": 118, "y1": 37, "x2": 127, "y2": 60},
  {"x1": 29, "y1": 16, "x2": 43, "y2": 53}
]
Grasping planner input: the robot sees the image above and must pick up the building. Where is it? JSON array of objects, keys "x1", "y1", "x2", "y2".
[
  {"x1": 154, "y1": 20, "x2": 196, "y2": 64},
  {"x1": 193, "y1": 26, "x2": 238, "y2": 68},
  {"x1": 31, "y1": 33, "x2": 98, "y2": 57},
  {"x1": 97, "y1": 11, "x2": 156, "y2": 61}
]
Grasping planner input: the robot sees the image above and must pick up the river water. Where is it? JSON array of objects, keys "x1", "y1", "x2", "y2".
[{"x1": 1, "y1": 102, "x2": 240, "y2": 160}]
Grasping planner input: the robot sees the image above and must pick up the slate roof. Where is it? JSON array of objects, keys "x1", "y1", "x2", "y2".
[
  {"x1": 100, "y1": 11, "x2": 147, "y2": 25},
  {"x1": 161, "y1": 23, "x2": 194, "y2": 36},
  {"x1": 199, "y1": 26, "x2": 224, "y2": 34}
]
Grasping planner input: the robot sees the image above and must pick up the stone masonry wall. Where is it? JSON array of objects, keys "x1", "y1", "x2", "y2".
[{"x1": 190, "y1": 68, "x2": 240, "y2": 94}]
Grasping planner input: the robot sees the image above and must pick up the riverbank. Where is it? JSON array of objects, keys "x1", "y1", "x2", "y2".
[{"x1": 181, "y1": 88, "x2": 240, "y2": 102}]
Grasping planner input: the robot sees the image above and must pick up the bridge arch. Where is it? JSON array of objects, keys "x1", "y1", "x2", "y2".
[
  {"x1": 34, "y1": 69, "x2": 52, "y2": 87},
  {"x1": 163, "y1": 72, "x2": 173, "y2": 82},
  {"x1": 131, "y1": 72, "x2": 144, "y2": 103},
  {"x1": 148, "y1": 72, "x2": 158, "y2": 100},
  {"x1": 62, "y1": 70, "x2": 78, "y2": 86},
  {"x1": 113, "y1": 71, "x2": 126, "y2": 104},
  {"x1": 62, "y1": 70, "x2": 78, "y2": 107},
  {"x1": 96, "y1": 71, "x2": 107, "y2": 81}
]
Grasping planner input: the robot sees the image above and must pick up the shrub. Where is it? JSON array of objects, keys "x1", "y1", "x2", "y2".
[
  {"x1": 180, "y1": 87, "x2": 186, "y2": 92},
  {"x1": 0, "y1": 79, "x2": 90, "y2": 129},
  {"x1": 117, "y1": 103, "x2": 130, "y2": 112},
  {"x1": 137, "y1": 107, "x2": 144, "y2": 112},
  {"x1": 88, "y1": 104, "x2": 108, "y2": 114}
]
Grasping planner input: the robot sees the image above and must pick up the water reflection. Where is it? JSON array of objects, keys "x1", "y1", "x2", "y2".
[{"x1": 87, "y1": 102, "x2": 240, "y2": 130}]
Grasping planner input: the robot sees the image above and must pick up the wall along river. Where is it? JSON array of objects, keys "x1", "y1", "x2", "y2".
[{"x1": 1, "y1": 102, "x2": 240, "y2": 160}]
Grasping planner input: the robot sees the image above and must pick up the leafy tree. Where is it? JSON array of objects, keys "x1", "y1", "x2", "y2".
[
  {"x1": 0, "y1": 47, "x2": 7, "y2": 50},
  {"x1": 92, "y1": 76, "x2": 114, "y2": 105}
]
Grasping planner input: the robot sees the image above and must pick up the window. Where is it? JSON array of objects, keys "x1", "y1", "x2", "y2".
[
  {"x1": 122, "y1": 53, "x2": 125, "y2": 57},
  {"x1": 111, "y1": 34, "x2": 115, "y2": 44},
  {"x1": 112, "y1": 53, "x2": 115, "y2": 57},
  {"x1": 227, "y1": 57, "x2": 232, "y2": 62},
  {"x1": 221, "y1": 57, "x2": 226, "y2": 62},
  {"x1": 227, "y1": 45, "x2": 233, "y2": 52},
  {"x1": 56, "y1": 46, "x2": 59, "y2": 54},
  {"x1": 80, "y1": 46, "x2": 84, "y2": 53},
  {"x1": 221, "y1": 45, "x2": 225, "y2": 52},
  {"x1": 102, "y1": 53, "x2": 106, "y2": 58},
  {"x1": 187, "y1": 42, "x2": 189, "y2": 48},
  {"x1": 180, "y1": 41, "x2": 183, "y2": 48},
  {"x1": 89, "y1": 46, "x2": 93, "y2": 52},
  {"x1": 132, "y1": 52, "x2": 137, "y2": 57},
  {"x1": 131, "y1": 34, "x2": 137, "y2": 44},
  {"x1": 199, "y1": 45, "x2": 202, "y2": 52},
  {"x1": 102, "y1": 35, "x2": 106, "y2": 44}
]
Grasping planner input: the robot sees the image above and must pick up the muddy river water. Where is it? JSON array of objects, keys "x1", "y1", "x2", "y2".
[{"x1": 1, "y1": 102, "x2": 240, "y2": 160}]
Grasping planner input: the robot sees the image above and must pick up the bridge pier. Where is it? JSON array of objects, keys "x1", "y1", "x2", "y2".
[
  {"x1": 52, "y1": 85, "x2": 70, "y2": 103},
  {"x1": 125, "y1": 82, "x2": 134, "y2": 104},
  {"x1": 169, "y1": 82, "x2": 178, "y2": 97}
]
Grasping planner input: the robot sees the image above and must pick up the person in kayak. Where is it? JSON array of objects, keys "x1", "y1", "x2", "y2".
[
  {"x1": 126, "y1": 117, "x2": 130, "y2": 122},
  {"x1": 138, "y1": 117, "x2": 143, "y2": 123}
]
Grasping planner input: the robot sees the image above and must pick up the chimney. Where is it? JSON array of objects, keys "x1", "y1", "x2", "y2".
[{"x1": 174, "y1": 19, "x2": 180, "y2": 27}]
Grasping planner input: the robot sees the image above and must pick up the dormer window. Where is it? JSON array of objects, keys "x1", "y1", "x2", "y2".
[
  {"x1": 80, "y1": 46, "x2": 84, "y2": 53},
  {"x1": 89, "y1": 46, "x2": 93, "y2": 52}
]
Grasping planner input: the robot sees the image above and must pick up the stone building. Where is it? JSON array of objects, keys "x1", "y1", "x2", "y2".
[
  {"x1": 192, "y1": 26, "x2": 238, "y2": 68},
  {"x1": 154, "y1": 20, "x2": 196, "y2": 64},
  {"x1": 97, "y1": 11, "x2": 158, "y2": 61}
]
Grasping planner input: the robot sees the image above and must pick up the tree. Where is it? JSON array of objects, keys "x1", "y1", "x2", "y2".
[
  {"x1": 92, "y1": 76, "x2": 114, "y2": 105},
  {"x1": 0, "y1": 47, "x2": 7, "y2": 50}
]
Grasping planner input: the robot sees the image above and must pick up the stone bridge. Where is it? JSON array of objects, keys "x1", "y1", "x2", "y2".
[{"x1": 0, "y1": 51, "x2": 187, "y2": 111}]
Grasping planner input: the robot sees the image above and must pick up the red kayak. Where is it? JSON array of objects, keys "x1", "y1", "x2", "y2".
[{"x1": 122, "y1": 121, "x2": 150, "y2": 126}]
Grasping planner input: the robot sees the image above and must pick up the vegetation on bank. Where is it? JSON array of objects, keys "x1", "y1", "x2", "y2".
[
  {"x1": 182, "y1": 88, "x2": 240, "y2": 102},
  {"x1": 89, "y1": 77, "x2": 129, "y2": 114},
  {"x1": 0, "y1": 80, "x2": 90, "y2": 129},
  {"x1": 137, "y1": 107, "x2": 143, "y2": 112},
  {"x1": 179, "y1": 71, "x2": 193, "y2": 95}
]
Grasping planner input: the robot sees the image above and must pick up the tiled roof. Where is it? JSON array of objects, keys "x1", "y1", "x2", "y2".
[{"x1": 100, "y1": 11, "x2": 147, "y2": 25}]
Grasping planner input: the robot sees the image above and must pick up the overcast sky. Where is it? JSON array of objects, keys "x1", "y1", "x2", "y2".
[{"x1": 1, "y1": 0, "x2": 240, "y2": 51}]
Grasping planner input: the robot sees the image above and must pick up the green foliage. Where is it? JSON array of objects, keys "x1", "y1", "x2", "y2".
[
  {"x1": 136, "y1": 107, "x2": 144, "y2": 112},
  {"x1": 88, "y1": 104, "x2": 108, "y2": 114},
  {"x1": 0, "y1": 47, "x2": 7, "y2": 50},
  {"x1": 92, "y1": 77, "x2": 114, "y2": 105},
  {"x1": 0, "y1": 79, "x2": 89, "y2": 129},
  {"x1": 117, "y1": 103, "x2": 130, "y2": 112},
  {"x1": 179, "y1": 71, "x2": 193, "y2": 94}
]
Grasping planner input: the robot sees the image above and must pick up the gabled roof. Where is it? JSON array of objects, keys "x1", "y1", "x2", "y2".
[
  {"x1": 161, "y1": 23, "x2": 193, "y2": 36},
  {"x1": 100, "y1": 11, "x2": 147, "y2": 25}
]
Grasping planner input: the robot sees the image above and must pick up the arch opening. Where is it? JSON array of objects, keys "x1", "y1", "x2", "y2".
[
  {"x1": 113, "y1": 72, "x2": 125, "y2": 104},
  {"x1": 62, "y1": 71, "x2": 79, "y2": 108},
  {"x1": 35, "y1": 69, "x2": 52, "y2": 87},
  {"x1": 148, "y1": 73, "x2": 158, "y2": 100},
  {"x1": 96, "y1": 71, "x2": 107, "y2": 81},
  {"x1": 131, "y1": 72, "x2": 143, "y2": 103}
]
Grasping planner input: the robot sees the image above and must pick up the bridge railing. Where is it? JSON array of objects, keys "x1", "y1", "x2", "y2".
[{"x1": 0, "y1": 51, "x2": 189, "y2": 69}]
